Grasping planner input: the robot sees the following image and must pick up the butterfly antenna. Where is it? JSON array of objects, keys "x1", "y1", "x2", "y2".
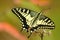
[{"x1": 39, "y1": 8, "x2": 51, "y2": 15}]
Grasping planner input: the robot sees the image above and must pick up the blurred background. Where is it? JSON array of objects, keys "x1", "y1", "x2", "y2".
[{"x1": 0, "y1": 0, "x2": 60, "y2": 40}]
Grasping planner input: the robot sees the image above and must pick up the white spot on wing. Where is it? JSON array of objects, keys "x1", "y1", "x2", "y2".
[
  {"x1": 23, "y1": 25, "x2": 24, "y2": 26},
  {"x1": 19, "y1": 16, "x2": 20, "y2": 17},
  {"x1": 23, "y1": 28, "x2": 25, "y2": 29}
]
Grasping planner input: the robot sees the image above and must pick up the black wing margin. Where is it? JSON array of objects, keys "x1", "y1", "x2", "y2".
[
  {"x1": 37, "y1": 15, "x2": 55, "y2": 30},
  {"x1": 11, "y1": 8, "x2": 29, "y2": 31}
]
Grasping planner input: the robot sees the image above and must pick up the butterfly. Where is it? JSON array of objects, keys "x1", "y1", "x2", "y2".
[{"x1": 11, "y1": 7, "x2": 55, "y2": 40}]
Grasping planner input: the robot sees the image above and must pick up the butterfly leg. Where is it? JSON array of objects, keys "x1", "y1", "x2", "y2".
[
  {"x1": 20, "y1": 26, "x2": 25, "y2": 32},
  {"x1": 20, "y1": 27, "x2": 29, "y2": 32},
  {"x1": 35, "y1": 31, "x2": 43, "y2": 40},
  {"x1": 24, "y1": 25, "x2": 29, "y2": 32},
  {"x1": 40, "y1": 33, "x2": 43, "y2": 40},
  {"x1": 27, "y1": 29, "x2": 29, "y2": 32},
  {"x1": 21, "y1": 25, "x2": 29, "y2": 32},
  {"x1": 39, "y1": 30, "x2": 44, "y2": 40},
  {"x1": 28, "y1": 27, "x2": 35, "y2": 38},
  {"x1": 28, "y1": 31, "x2": 32, "y2": 38}
]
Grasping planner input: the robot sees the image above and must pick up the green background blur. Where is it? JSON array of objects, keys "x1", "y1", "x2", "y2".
[{"x1": 0, "y1": 0, "x2": 60, "y2": 40}]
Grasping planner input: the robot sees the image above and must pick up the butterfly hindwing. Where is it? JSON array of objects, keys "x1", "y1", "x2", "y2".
[
  {"x1": 35, "y1": 15, "x2": 55, "y2": 29},
  {"x1": 29, "y1": 15, "x2": 55, "y2": 32}
]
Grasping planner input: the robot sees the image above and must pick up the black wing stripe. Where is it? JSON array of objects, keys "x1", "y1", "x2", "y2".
[
  {"x1": 11, "y1": 9, "x2": 20, "y2": 19},
  {"x1": 17, "y1": 8, "x2": 31, "y2": 14},
  {"x1": 21, "y1": 8, "x2": 23, "y2": 12},
  {"x1": 18, "y1": 8, "x2": 20, "y2": 11},
  {"x1": 30, "y1": 25, "x2": 55, "y2": 30},
  {"x1": 14, "y1": 8, "x2": 27, "y2": 24},
  {"x1": 24, "y1": 9, "x2": 28, "y2": 13},
  {"x1": 11, "y1": 8, "x2": 23, "y2": 21},
  {"x1": 30, "y1": 25, "x2": 54, "y2": 31},
  {"x1": 37, "y1": 25, "x2": 55, "y2": 29},
  {"x1": 12, "y1": 8, "x2": 29, "y2": 29},
  {"x1": 42, "y1": 16, "x2": 54, "y2": 25},
  {"x1": 45, "y1": 18, "x2": 50, "y2": 22},
  {"x1": 43, "y1": 16, "x2": 47, "y2": 20}
]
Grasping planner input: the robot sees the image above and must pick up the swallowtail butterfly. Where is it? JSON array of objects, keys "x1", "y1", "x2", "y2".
[{"x1": 11, "y1": 7, "x2": 55, "y2": 40}]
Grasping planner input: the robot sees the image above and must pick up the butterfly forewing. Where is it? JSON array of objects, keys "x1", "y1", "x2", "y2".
[{"x1": 12, "y1": 7, "x2": 38, "y2": 28}]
